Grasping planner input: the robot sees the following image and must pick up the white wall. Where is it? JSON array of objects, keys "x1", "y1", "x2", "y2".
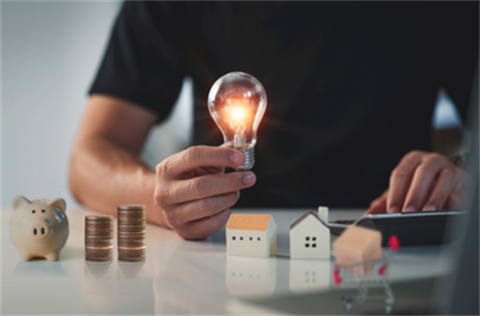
[
  {"x1": 2, "y1": 1, "x2": 193, "y2": 208},
  {"x1": 1, "y1": 2, "x2": 460, "y2": 209}
]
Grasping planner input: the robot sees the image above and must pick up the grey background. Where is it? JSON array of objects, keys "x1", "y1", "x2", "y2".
[{"x1": 1, "y1": 1, "x2": 461, "y2": 209}]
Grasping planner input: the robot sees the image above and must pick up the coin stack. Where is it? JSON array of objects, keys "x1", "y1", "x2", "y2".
[
  {"x1": 85, "y1": 215, "x2": 114, "y2": 261},
  {"x1": 117, "y1": 204, "x2": 146, "y2": 261}
]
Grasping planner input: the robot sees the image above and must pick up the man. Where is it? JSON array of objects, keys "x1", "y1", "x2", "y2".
[{"x1": 69, "y1": 2, "x2": 477, "y2": 239}]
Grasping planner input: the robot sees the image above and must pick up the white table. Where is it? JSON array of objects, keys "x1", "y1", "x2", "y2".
[{"x1": 1, "y1": 208, "x2": 455, "y2": 315}]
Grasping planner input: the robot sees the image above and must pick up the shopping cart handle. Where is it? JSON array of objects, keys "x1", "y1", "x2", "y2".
[
  {"x1": 388, "y1": 235, "x2": 400, "y2": 250},
  {"x1": 333, "y1": 268, "x2": 342, "y2": 285}
]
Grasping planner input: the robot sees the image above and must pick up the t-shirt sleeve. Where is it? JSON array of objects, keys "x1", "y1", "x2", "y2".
[{"x1": 88, "y1": 1, "x2": 185, "y2": 122}]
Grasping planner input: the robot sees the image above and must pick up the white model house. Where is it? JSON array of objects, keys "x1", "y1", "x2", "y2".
[
  {"x1": 226, "y1": 214, "x2": 276, "y2": 258},
  {"x1": 290, "y1": 210, "x2": 330, "y2": 259}
]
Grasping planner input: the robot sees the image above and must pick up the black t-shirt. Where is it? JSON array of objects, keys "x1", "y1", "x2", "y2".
[{"x1": 89, "y1": 1, "x2": 478, "y2": 208}]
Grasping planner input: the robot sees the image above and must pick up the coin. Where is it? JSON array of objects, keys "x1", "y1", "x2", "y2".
[
  {"x1": 85, "y1": 250, "x2": 113, "y2": 261},
  {"x1": 117, "y1": 205, "x2": 146, "y2": 261},
  {"x1": 118, "y1": 248, "x2": 146, "y2": 261},
  {"x1": 85, "y1": 214, "x2": 114, "y2": 261},
  {"x1": 85, "y1": 241, "x2": 113, "y2": 247}
]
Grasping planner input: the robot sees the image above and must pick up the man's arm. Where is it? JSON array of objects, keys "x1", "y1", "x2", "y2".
[
  {"x1": 69, "y1": 95, "x2": 164, "y2": 224},
  {"x1": 69, "y1": 94, "x2": 256, "y2": 239}
]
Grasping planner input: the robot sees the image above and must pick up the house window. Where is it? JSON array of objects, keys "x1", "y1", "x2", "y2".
[
  {"x1": 232, "y1": 236, "x2": 236, "y2": 240},
  {"x1": 250, "y1": 237, "x2": 253, "y2": 241},
  {"x1": 306, "y1": 236, "x2": 310, "y2": 241},
  {"x1": 240, "y1": 237, "x2": 243, "y2": 241},
  {"x1": 258, "y1": 237, "x2": 261, "y2": 241},
  {"x1": 312, "y1": 243, "x2": 317, "y2": 248},
  {"x1": 305, "y1": 243, "x2": 310, "y2": 248},
  {"x1": 312, "y1": 237, "x2": 316, "y2": 241}
]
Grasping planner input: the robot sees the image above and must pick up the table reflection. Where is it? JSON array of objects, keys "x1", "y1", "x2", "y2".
[
  {"x1": 118, "y1": 260, "x2": 148, "y2": 295},
  {"x1": 226, "y1": 256, "x2": 277, "y2": 297},
  {"x1": 289, "y1": 259, "x2": 332, "y2": 293},
  {"x1": 82, "y1": 259, "x2": 154, "y2": 313},
  {"x1": 83, "y1": 261, "x2": 114, "y2": 294},
  {"x1": 14, "y1": 259, "x2": 67, "y2": 277},
  {"x1": 152, "y1": 239, "x2": 229, "y2": 314},
  {"x1": 82, "y1": 260, "x2": 116, "y2": 312}
]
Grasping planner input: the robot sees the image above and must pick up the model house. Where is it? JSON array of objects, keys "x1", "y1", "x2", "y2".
[
  {"x1": 290, "y1": 210, "x2": 330, "y2": 259},
  {"x1": 332, "y1": 225, "x2": 382, "y2": 268},
  {"x1": 226, "y1": 214, "x2": 276, "y2": 258}
]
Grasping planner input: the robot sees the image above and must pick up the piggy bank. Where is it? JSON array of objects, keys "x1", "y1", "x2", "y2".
[{"x1": 10, "y1": 196, "x2": 69, "y2": 261}]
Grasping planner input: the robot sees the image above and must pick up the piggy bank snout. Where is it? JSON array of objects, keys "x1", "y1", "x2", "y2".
[{"x1": 27, "y1": 219, "x2": 53, "y2": 240}]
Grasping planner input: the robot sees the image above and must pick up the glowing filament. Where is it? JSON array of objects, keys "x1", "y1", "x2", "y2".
[
  {"x1": 225, "y1": 103, "x2": 248, "y2": 148},
  {"x1": 231, "y1": 105, "x2": 245, "y2": 121}
]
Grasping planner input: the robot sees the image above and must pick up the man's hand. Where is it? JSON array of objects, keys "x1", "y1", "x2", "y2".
[
  {"x1": 154, "y1": 145, "x2": 256, "y2": 240},
  {"x1": 366, "y1": 150, "x2": 469, "y2": 214}
]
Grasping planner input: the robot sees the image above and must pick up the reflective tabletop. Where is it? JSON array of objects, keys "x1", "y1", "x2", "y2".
[{"x1": 2, "y1": 208, "x2": 455, "y2": 315}]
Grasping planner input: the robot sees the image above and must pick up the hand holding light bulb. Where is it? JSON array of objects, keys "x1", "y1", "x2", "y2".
[
  {"x1": 151, "y1": 72, "x2": 265, "y2": 240},
  {"x1": 153, "y1": 146, "x2": 256, "y2": 239},
  {"x1": 208, "y1": 72, "x2": 267, "y2": 170}
]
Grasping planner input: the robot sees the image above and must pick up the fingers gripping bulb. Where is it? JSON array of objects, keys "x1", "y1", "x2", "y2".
[{"x1": 208, "y1": 72, "x2": 267, "y2": 170}]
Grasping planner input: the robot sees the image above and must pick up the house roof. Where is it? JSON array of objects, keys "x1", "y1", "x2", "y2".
[
  {"x1": 290, "y1": 210, "x2": 329, "y2": 230},
  {"x1": 227, "y1": 214, "x2": 272, "y2": 231}
]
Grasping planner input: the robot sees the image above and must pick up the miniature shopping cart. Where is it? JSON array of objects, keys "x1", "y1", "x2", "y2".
[{"x1": 332, "y1": 235, "x2": 400, "y2": 314}]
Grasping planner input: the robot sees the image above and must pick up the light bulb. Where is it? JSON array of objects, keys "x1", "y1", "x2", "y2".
[{"x1": 208, "y1": 72, "x2": 267, "y2": 171}]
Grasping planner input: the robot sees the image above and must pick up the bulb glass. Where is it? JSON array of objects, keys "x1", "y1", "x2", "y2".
[{"x1": 208, "y1": 72, "x2": 267, "y2": 150}]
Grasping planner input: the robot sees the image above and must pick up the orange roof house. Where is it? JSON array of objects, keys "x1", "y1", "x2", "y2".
[
  {"x1": 227, "y1": 214, "x2": 271, "y2": 231},
  {"x1": 226, "y1": 214, "x2": 276, "y2": 258}
]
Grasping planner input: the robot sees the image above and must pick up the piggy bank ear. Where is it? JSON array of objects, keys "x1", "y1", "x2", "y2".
[
  {"x1": 49, "y1": 198, "x2": 66, "y2": 212},
  {"x1": 13, "y1": 196, "x2": 31, "y2": 211}
]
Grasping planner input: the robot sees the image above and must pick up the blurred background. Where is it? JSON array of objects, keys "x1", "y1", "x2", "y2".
[{"x1": 1, "y1": 1, "x2": 466, "y2": 209}]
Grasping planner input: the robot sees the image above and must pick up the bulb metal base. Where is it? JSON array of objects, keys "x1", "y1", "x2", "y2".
[{"x1": 235, "y1": 147, "x2": 255, "y2": 171}]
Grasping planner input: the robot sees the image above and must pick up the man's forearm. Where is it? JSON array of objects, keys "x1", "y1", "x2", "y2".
[{"x1": 69, "y1": 136, "x2": 169, "y2": 227}]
